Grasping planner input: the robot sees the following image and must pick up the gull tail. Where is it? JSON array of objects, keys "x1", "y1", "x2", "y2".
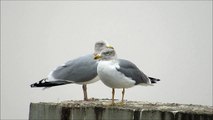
[
  {"x1": 148, "y1": 77, "x2": 160, "y2": 84},
  {"x1": 30, "y1": 78, "x2": 72, "y2": 88}
]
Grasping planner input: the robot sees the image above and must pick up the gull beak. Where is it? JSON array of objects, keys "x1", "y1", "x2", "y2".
[
  {"x1": 106, "y1": 45, "x2": 114, "y2": 49},
  {"x1": 94, "y1": 54, "x2": 102, "y2": 60}
]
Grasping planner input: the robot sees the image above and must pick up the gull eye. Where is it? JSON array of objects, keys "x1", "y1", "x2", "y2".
[{"x1": 105, "y1": 52, "x2": 111, "y2": 55}]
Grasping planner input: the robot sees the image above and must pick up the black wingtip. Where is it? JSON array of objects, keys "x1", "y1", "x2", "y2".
[
  {"x1": 30, "y1": 78, "x2": 71, "y2": 88},
  {"x1": 30, "y1": 78, "x2": 47, "y2": 88},
  {"x1": 30, "y1": 84, "x2": 35, "y2": 87},
  {"x1": 30, "y1": 83, "x2": 38, "y2": 87},
  {"x1": 149, "y1": 77, "x2": 160, "y2": 84}
]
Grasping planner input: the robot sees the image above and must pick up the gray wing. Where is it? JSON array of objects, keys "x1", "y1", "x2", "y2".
[
  {"x1": 116, "y1": 59, "x2": 151, "y2": 85},
  {"x1": 51, "y1": 54, "x2": 98, "y2": 83}
]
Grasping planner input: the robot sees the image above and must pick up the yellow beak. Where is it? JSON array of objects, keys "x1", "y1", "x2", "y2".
[
  {"x1": 106, "y1": 45, "x2": 114, "y2": 49},
  {"x1": 94, "y1": 54, "x2": 102, "y2": 60}
]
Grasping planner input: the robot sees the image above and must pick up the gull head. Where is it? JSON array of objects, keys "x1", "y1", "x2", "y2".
[
  {"x1": 94, "y1": 40, "x2": 114, "y2": 55},
  {"x1": 94, "y1": 48, "x2": 117, "y2": 61}
]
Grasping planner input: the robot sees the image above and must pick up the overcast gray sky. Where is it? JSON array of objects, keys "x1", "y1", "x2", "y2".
[{"x1": 1, "y1": 1, "x2": 212, "y2": 119}]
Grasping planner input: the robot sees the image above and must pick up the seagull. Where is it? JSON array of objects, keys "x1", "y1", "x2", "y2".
[
  {"x1": 31, "y1": 41, "x2": 114, "y2": 101},
  {"x1": 94, "y1": 48, "x2": 160, "y2": 105}
]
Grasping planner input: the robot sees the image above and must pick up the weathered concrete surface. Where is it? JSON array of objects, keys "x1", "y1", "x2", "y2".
[{"x1": 29, "y1": 99, "x2": 213, "y2": 120}]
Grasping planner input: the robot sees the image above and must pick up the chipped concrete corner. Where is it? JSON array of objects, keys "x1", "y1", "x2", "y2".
[{"x1": 29, "y1": 99, "x2": 213, "y2": 120}]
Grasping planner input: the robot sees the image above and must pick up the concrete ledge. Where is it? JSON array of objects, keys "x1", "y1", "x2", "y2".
[{"x1": 29, "y1": 99, "x2": 213, "y2": 120}]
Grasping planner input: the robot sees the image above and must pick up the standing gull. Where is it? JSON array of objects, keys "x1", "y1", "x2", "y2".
[
  {"x1": 31, "y1": 41, "x2": 113, "y2": 101},
  {"x1": 94, "y1": 48, "x2": 160, "y2": 105}
]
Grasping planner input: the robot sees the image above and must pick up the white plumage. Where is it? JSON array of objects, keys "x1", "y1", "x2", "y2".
[{"x1": 97, "y1": 60, "x2": 135, "y2": 88}]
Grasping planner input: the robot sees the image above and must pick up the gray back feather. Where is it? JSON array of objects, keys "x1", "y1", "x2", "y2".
[
  {"x1": 116, "y1": 59, "x2": 150, "y2": 85},
  {"x1": 52, "y1": 54, "x2": 98, "y2": 83}
]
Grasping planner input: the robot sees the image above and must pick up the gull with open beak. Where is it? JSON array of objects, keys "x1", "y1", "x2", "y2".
[
  {"x1": 31, "y1": 41, "x2": 113, "y2": 101},
  {"x1": 94, "y1": 48, "x2": 160, "y2": 105}
]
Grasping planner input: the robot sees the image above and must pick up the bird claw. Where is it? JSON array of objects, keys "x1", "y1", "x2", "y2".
[{"x1": 116, "y1": 101, "x2": 125, "y2": 106}]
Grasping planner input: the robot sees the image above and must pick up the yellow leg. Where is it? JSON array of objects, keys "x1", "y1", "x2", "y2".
[
  {"x1": 112, "y1": 88, "x2": 115, "y2": 105},
  {"x1": 121, "y1": 88, "x2": 125, "y2": 103},
  {"x1": 115, "y1": 88, "x2": 125, "y2": 106}
]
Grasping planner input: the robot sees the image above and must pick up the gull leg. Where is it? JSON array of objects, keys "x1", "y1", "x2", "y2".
[
  {"x1": 115, "y1": 88, "x2": 125, "y2": 106},
  {"x1": 82, "y1": 84, "x2": 88, "y2": 101},
  {"x1": 116, "y1": 88, "x2": 125, "y2": 106},
  {"x1": 112, "y1": 88, "x2": 115, "y2": 105},
  {"x1": 121, "y1": 88, "x2": 125, "y2": 104}
]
